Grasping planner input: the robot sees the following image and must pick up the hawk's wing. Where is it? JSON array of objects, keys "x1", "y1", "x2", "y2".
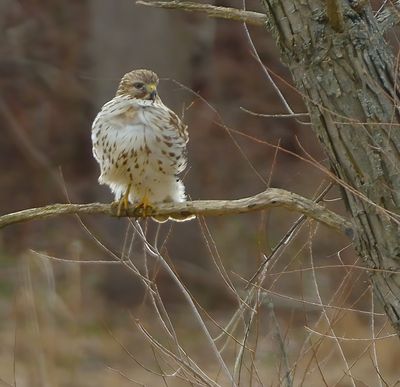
[
  {"x1": 91, "y1": 96, "x2": 133, "y2": 169},
  {"x1": 137, "y1": 99, "x2": 189, "y2": 142},
  {"x1": 136, "y1": 99, "x2": 189, "y2": 174}
]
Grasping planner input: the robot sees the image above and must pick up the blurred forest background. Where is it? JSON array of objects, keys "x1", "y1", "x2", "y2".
[{"x1": 0, "y1": 0, "x2": 399, "y2": 386}]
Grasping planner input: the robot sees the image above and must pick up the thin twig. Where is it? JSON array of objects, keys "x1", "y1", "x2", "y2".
[
  {"x1": 245, "y1": 183, "x2": 334, "y2": 288},
  {"x1": 106, "y1": 366, "x2": 146, "y2": 386},
  {"x1": 376, "y1": 1, "x2": 400, "y2": 32},
  {"x1": 0, "y1": 188, "x2": 352, "y2": 235},
  {"x1": 240, "y1": 107, "x2": 309, "y2": 119},
  {"x1": 269, "y1": 303, "x2": 293, "y2": 387},
  {"x1": 235, "y1": 273, "x2": 385, "y2": 317},
  {"x1": 132, "y1": 222, "x2": 235, "y2": 386},
  {"x1": 307, "y1": 226, "x2": 356, "y2": 387},
  {"x1": 136, "y1": 321, "x2": 220, "y2": 386},
  {"x1": 304, "y1": 327, "x2": 396, "y2": 342},
  {"x1": 370, "y1": 288, "x2": 384, "y2": 387},
  {"x1": 241, "y1": 9, "x2": 298, "y2": 120}
]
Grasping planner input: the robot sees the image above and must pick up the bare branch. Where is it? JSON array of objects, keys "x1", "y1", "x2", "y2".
[
  {"x1": 136, "y1": 0, "x2": 267, "y2": 26},
  {"x1": 0, "y1": 188, "x2": 352, "y2": 235}
]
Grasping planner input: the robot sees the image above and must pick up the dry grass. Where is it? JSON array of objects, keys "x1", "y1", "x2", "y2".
[{"x1": 0, "y1": 212, "x2": 399, "y2": 386}]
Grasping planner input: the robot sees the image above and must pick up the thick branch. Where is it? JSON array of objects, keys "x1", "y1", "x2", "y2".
[
  {"x1": 0, "y1": 188, "x2": 352, "y2": 235},
  {"x1": 136, "y1": 0, "x2": 268, "y2": 26}
]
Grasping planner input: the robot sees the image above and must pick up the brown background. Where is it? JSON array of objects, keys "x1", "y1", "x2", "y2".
[{"x1": 0, "y1": 1, "x2": 398, "y2": 386}]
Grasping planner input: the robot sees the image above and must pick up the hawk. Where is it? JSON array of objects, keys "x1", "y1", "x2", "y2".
[{"x1": 91, "y1": 69, "x2": 193, "y2": 222}]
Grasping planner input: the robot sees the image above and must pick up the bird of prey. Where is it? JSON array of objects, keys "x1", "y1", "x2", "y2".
[{"x1": 91, "y1": 69, "x2": 193, "y2": 222}]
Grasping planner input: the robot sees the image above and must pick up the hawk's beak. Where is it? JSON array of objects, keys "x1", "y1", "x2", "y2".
[{"x1": 146, "y1": 84, "x2": 157, "y2": 101}]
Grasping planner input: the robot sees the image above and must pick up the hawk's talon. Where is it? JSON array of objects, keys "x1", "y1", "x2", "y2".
[
  {"x1": 133, "y1": 203, "x2": 154, "y2": 218},
  {"x1": 116, "y1": 183, "x2": 131, "y2": 216},
  {"x1": 133, "y1": 191, "x2": 154, "y2": 218}
]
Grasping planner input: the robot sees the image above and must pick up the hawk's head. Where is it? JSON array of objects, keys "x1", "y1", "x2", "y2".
[{"x1": 117, "y1": 69, "x2": 159, "y2": 101}]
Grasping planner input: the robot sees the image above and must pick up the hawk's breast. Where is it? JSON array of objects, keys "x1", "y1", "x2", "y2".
[{"x1": 92, "y1": 98, "x2": 187, "y2": 187}]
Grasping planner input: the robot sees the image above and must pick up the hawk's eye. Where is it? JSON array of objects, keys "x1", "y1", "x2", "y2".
[{"x1": 133, "y1": 82, "x2": 145, "y2": 89}]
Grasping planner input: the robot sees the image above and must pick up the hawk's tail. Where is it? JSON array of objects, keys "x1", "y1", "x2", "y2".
[{"x1": 152, "y1": 214, "x2": 196, "y2": 223}]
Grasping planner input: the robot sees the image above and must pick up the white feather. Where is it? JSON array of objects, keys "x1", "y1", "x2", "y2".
[{"x1": 91, "y1": 95, "x2": 189, "y2": 207}]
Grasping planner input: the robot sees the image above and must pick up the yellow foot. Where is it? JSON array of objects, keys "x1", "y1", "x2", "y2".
[
  {"x1": 117, "y1": 183, "x2": 131, "y2": 216},
  {"x1": 134, "y1": 191, "x2": 154, "y2": 218}
]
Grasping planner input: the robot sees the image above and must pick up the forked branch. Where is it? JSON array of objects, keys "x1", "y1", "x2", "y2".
[
  {"x1": 0, "y1": 188, "x2": 353, "y2": 236},
  {"x1": 136, "y1": 0, "x2": 268, "y2": 26}
]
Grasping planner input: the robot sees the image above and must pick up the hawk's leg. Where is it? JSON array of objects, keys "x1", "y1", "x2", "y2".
[{"x1": 117, "y1": 183, "x2": 132, "y2": 216}]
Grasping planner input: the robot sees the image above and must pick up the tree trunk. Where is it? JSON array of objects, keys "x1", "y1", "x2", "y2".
[{"x1": 261, "y1": 0, "x2": 400, "y2": 332}]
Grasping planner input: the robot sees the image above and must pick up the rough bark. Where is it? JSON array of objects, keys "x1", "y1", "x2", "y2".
[{"x1": 261, "y1": 0, "x2": 400, "y2": 332}]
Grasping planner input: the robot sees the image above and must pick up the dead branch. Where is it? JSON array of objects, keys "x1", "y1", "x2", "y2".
[
  {"x1": 136, "y1": 0, "x2": 267, "y2": 26},
  {"x1": 0, "y1": 188, "x2": 352, "y2": 235}
]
